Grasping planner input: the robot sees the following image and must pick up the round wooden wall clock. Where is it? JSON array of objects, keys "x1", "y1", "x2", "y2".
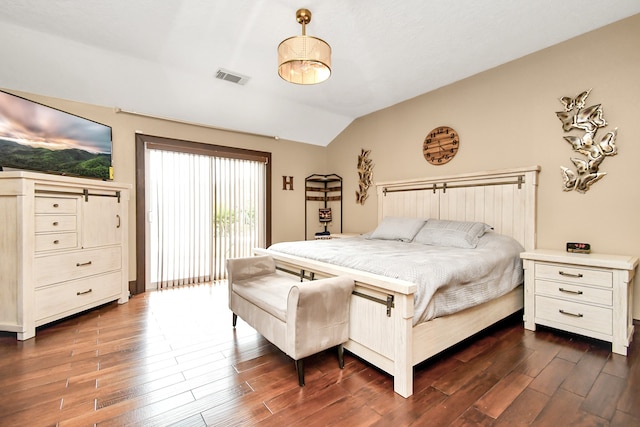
[{"x1": 423, "y1": 126, "x2": 460, "y2": 165}]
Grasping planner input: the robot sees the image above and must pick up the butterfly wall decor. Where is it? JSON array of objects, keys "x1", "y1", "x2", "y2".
[{"x1": 555, "y1": 89, "x2": 618, "y2": 193}]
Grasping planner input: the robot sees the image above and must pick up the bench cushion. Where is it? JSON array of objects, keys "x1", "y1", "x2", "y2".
[{"x1": 232, "y1": 271, "x2": 297, "y2": 322}]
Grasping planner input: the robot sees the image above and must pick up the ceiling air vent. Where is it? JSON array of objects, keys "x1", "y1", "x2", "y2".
[{"x1": 215, "y1": 68, "x2": 250, "y2": 85}]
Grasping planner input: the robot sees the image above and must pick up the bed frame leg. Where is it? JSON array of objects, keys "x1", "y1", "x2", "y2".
[
  {"x1": 232, "y1": 313, "x2": 237, "y2": 327},
  {"x1": 295, "y1": 359, "x2": 305, "y2": 386},
  {"x1": 394, "y1": 294, "x2": 414, "y2": 398},
  {"x1": 338, "y1": 344, "x2": 345, "y2": 369}
]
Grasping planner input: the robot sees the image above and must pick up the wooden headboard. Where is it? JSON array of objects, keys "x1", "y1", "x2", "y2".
[{"x1": 375, "y1": 166, "x2": 540, "y2": 251}]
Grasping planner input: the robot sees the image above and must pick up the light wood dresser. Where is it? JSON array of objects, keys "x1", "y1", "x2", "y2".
[
  {"x1": 521, "y1": 249, "x2": 638, "y2": 355},
  {"x1": 0, "y1": 172, "x2": 130, "y2": 340}
]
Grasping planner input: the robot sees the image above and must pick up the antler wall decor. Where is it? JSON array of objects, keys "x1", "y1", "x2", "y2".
[
  {"x1": 356, "y1": 149, "x2": 374, "y2": 205},
  {"x1": 556, "y1": 89, "x2": 618, "y2": 193}
]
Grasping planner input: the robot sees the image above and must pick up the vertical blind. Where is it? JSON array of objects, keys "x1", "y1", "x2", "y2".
[{"x1": 149, "y1": 149, "x2": 266, "y2": 287}]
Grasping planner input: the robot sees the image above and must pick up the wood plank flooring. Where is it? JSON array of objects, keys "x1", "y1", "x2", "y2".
[{"x1": 1, "y1": 282, "x2": 639, "y2": 426}]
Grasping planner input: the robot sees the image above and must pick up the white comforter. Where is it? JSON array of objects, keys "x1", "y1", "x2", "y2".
[{"x1": 267, "y1": 232, "x2": 524, "y2": 325}]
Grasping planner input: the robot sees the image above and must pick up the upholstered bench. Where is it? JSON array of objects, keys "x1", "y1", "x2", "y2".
[{"x1": 227, "y1": 255, "x2": 354, "y2": 386}]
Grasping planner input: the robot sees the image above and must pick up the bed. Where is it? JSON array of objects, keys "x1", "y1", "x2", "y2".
[{"x1": 255, "y1": 166, "x2": 540, "y2": 397}]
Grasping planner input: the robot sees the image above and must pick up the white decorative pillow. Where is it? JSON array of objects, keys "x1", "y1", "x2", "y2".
[
  {"x1": 413, "y1": 219, "x2": 493, "y2": 249},
  {"x1": 367, "y1": 216, "x2": 426, "y2": 242}
]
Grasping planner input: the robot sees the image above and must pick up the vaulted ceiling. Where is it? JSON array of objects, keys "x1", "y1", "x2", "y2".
[{"x1": 1, "y1": 0, "x2": 639, "y2": 146}]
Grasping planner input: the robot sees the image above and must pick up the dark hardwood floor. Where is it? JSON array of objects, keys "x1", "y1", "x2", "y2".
[{"x1": 1, "y1": 282, "x2": 639, "y2": 426}]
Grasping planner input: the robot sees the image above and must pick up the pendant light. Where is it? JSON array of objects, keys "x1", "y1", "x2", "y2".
[{"x1": 278, "y1": 8, "x2": 331, "y2": 85}]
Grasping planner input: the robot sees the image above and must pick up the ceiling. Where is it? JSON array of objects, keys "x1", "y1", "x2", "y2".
[{"x1": 1, "y1": 1, "x2": 639, "y2": 146}]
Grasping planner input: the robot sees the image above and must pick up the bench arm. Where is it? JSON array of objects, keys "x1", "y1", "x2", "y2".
[{"x1": 286, "y1": 276, "x2": 354, "y2": 360}]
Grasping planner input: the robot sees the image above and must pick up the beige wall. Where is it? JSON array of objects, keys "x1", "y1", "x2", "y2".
[
  {"x1": 4, "y1": 89, "x2": 327, "y2": 284},
  {"x1": 327, "y1": 14, "x2": 640, "y2": 317}
]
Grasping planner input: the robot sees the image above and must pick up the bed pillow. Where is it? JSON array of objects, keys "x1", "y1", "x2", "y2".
[
  {"x1": 413, "y1": 219, "x2": 493, "y2": 249},
  {"x1": 367, "y1": 216, "x2": 426, "y2": 242}
]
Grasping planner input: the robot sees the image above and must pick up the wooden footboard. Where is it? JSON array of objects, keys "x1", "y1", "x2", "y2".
[
  {"x1": 345, "y1": 283, "x2": 414, "y2": 397},
  {"x1": 344, "y1": 284, "x2": 523, "y2": 398}
]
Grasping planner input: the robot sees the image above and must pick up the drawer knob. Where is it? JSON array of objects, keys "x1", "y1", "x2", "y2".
[
  {"x1": 76, "y1": 261, "x2": 93, "y2": 267},
  {"x1": 53, "y1": 240, "x2": 60, "y2": 245},
  {"x1": 559, "y1": 309, "x2": 583, "y2": 318},
  {"x1": 559, "y1": 271, "x2": 583, "y2": 278},
  {"x1": 76, "y1": 289, "x2": 93, "y2": 296},
  {"x1": 53, "y1": 221, "x2": 59, "y2": 226},
  {"x1": 559, "y1": 287, "x2": 583, "y2": 295},
  {"x1": 53, "y1": 203, "x2": 59, "y2": 208}
]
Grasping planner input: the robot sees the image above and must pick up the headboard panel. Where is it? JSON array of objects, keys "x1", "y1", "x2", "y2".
[{"x1": 376, "y1": 166, "x2": 540, "y2": 251}]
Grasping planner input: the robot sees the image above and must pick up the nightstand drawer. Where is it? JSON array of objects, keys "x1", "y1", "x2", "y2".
[
  {"x1": 535, "y1": 279, "x2": 612, "y2": 306},
  {"x1": 535, "y1": 262, "x2": 612, "y2": 288},
  {"x1": 535, "y1": 295, "x2": 612, "y2": 336}
]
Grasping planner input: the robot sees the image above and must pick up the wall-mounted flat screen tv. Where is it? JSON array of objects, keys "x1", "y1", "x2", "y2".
[{"x1": 0, "y1": 90, "x2": 112, "y2": 180}]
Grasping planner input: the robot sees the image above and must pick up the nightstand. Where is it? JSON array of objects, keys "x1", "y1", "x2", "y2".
[{"x1": 521, "y1": 249, "x2": 638, "y2": 356}]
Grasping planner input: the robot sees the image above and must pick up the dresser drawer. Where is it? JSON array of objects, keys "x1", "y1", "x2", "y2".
[
  {"x1": 35, "y1": 215, "x2": 77, "y2": 233},
  {"x1": 535, "y1": 262, "x2": 612, "y2": 288},
  {"x1": 35, "y1": 197, "x2": 78, "y2": 214},
  {"x1": 535, "y1": 279, "x2": 612, "y2": 306},
  {"x1": 535, "y1": 295, "x2": 612, "y2": 336},
  {"x1": 35, "y1": 232, "x2": 78, "y2": 252},
  {"x1": 35, "y1": 271, "x2": 122, "y2": 322},
  {"x1": 34, "y1": 246, "x2": 122, "y2": 288}
]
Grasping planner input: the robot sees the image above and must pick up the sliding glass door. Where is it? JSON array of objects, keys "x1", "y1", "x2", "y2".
[{"x1": 144, "y1": 137, "x2": 268, "y2": 289}]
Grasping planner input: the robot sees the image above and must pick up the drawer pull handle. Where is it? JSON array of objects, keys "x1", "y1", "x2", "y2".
[
  {"x1": 559, "y1": 271, "x2": 583, "y2": 278},
  {"x1": 559, "y1": 287, "x2": 583, "y2": 295},
  {"x1": 77, "y1": 289, "x2": 93, "y2": 296},
  {"x1": 76, "y1": 261, "x2": 93, "y2": 267},
  {"x1": 559, "y1": 309, "x2": 583, "y2": 318},
  {"x1": 53, "y1": 240, "x2": 60, "y2": 245},
  {"x1": 53, "y1": 221, "x2": 59, "y2": 226}
]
